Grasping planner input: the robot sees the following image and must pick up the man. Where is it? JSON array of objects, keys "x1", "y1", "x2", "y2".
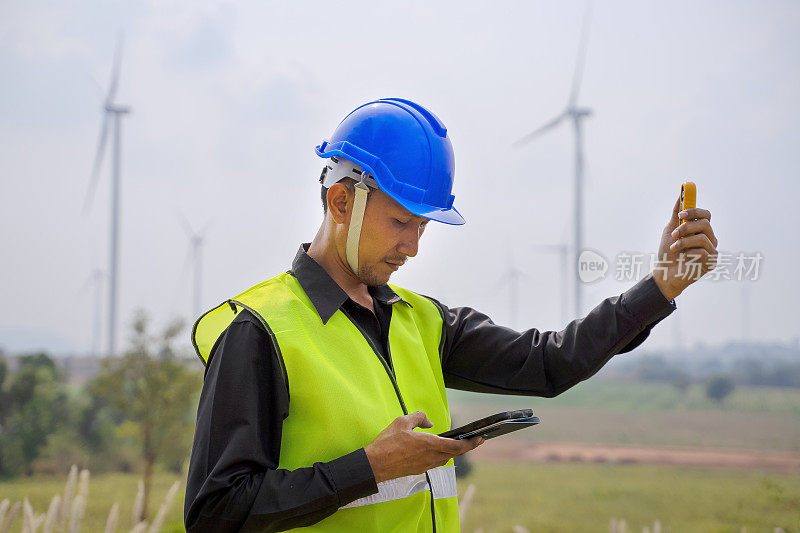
[{"x1": 184, "y1": 98, "x2": 718, "y2": 532}]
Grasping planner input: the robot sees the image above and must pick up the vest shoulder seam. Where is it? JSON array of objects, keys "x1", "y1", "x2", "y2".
[{"x1": 229, "y1": 298, "x2": 290, "y2": 401}]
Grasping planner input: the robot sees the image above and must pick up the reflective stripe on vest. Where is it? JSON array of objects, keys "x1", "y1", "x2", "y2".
[{"x1": 342, "y1": 465, "x2": 457, "y2": 509}]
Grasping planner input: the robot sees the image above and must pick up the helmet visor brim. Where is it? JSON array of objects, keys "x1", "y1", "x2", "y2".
[{"x1": 387, "y1": 193, "x2": 465, "y2": 225}]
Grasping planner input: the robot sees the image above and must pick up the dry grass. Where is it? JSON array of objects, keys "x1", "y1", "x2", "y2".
[{"x1": 0, "y1": 467, "x2": 182, "y2": 533}]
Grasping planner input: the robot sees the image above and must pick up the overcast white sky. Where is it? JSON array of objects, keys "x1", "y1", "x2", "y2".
[{"x1": 1, "y1": 0, "x2": 798, "y2": 356}]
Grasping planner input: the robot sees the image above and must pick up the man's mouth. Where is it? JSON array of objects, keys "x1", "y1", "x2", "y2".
[{"x1": 385, "y1": 259, "x2": 405, "y2": 270}]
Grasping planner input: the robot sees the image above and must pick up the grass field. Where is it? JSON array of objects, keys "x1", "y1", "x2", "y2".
[
  {"x1": 458, "y1": 462, "x2": 800, "y2": 533},
  {"x1": 448, "y1": 379, "x2": 800, "y2": 414},
  {"x1": 449, "y1": 380, "x2": 800, "y2": 451},
  {"x1": 0, "y1": 472, "x2": 184, "y2": 532},
  {"x1": 1, "y1": 463, "x2": 798, "y2": 532},
  {"x1": 452, "y1": 405, "x2": 800, "y2": 451},
  {"x1": 1, "y1": 382, "x2": 795, "y2": 531}
]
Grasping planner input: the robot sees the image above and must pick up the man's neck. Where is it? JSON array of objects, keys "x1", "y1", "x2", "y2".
[{"x1": 307, "y1": 230, "x2": 373, "y2": 310}]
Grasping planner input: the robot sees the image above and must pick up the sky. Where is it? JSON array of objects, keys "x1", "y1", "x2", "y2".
[{"x1": 1, "y1": 0, "x2": 798, "y2": 357}]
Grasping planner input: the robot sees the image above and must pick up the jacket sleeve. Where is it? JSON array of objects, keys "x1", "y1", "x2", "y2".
[
  {"x1": 184, "y1": 311, "x2": 378, "y2": 532},
  {"x1": 433, "y1": 273, "x2": 677, "y2": 397}
]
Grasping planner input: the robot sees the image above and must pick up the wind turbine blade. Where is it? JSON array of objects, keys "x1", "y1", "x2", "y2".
[
  {"x1": 182, "y1": 243, "x2": 194, "y2": 276},
  {"x1": 77, "y1": 274, "x2": 94, "y2": 297},
  {"x1": 178, "y1": 211, "x2": 195, "y2": 237},
  {"x1": 512, "y1": 112, "x2": 567, "y2": 147},
  {"x1": 490, "y1": 272, "x2": 509, "y2": 292},
  {"x1": 106, "y1": 33, "x2": 124, "y2": 105},
  {"x1": 83, "y1": 114, "x2": 110, "y2": 214},
  {"x1": 568, "y1": 1, "x2": 593, "y2": 107},
  {"x1": 198, "y1": 220, "x2": 213, "y2": 238},
  {"x1": 532, "y1": 243, "x2": 567, "y2": 253},
  {"x1": 87, "y1": 72, "x2": 105, "y2": 102},
  {"x1": 76, "y1": 269, "x2": 103, "y2": 298}
]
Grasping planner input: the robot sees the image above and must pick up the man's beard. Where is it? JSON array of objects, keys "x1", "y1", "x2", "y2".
[{"x1": 358, "y1": 262, "x2": 391, "y2": 287}]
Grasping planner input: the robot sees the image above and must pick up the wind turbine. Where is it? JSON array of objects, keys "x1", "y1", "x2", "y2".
[
  {"x1": 78, "y1": 269, "x2": 104, "y2": 357},
  {"x1": 180, "y1": 215, "x2": 209, "y2": 320},
  {"x1": 83, "y1": 37, "x2": 131, "y2": 356},
  {"x1": 532, "y1": 243, "x2": 570, "y2": 325},
  {"x1": 491, "y1": 250, "x2": 525, "y2": 330},
  {"x1": 514, "y1": 4, "x2": 593, "y2": 318}
]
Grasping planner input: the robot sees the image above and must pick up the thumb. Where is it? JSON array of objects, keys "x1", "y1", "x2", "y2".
[
  {"x1": 404, "y1": 410, "x2": 433, "y2": 430},
  {"x1": 667, "y1": 192, "x2": 681, "y2": 231}
]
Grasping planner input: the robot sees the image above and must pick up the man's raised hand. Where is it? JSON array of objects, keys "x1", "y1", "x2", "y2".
[{"x1": 653, "y1": 192, "x2": 719, "y2": 300}]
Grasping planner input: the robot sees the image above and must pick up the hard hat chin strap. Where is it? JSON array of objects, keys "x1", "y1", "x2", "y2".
[{"x1": 345, "y1": 174, "x2": 370, "y2": 275}]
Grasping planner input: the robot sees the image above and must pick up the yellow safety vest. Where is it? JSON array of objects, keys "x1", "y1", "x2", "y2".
[{"x1": 192, "y1": 271, "x2": 459, "y2": 532}]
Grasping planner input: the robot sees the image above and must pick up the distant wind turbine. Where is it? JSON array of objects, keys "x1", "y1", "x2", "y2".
[
  {"x1": 492, "y1": 251, "x2": 525, "y2": 330},
  {"x1": 78, "y1": 269, "x2": 104, "y2": 357},
  {"x1": 180, "y1": 215, "x2": 209, "y2": 320},
  {"x1": 532, "y1": 243, "x2": 570, "y2": 325},
  {"x1": 514, "y1": 3, "x2": 593, "y2": 318},
  {"x1": 83, "y1": 36, "x2": 131, "y2": 356}
]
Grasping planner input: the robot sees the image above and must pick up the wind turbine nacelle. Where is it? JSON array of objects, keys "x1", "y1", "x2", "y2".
[
  {"x1": 569, "y1": 107, "x2": 593, "y2": 118},
  {"x1": 104, "y1": 104, "x2": 131, "y2": 114}
]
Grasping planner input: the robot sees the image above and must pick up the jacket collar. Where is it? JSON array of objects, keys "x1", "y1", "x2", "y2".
[{"x1": 289, "y1": 243, "x2": 410, "y2": 324}]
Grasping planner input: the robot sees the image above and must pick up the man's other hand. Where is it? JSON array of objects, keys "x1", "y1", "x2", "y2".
[
  {"x1": 653, "y1": 192, "x2": 719, "y2": 300},
  {"x1": 364, "y1": 411, "x2": 483, "y2": 484}
]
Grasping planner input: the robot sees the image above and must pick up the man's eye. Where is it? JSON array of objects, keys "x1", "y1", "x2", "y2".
[{"x1": 394, "y1": 218, "x2": 409, "y2": 225}]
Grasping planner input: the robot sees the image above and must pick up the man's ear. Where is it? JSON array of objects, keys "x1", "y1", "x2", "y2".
[{"x1": 326, "y1": 183, "x2": 351, "y2": 225}]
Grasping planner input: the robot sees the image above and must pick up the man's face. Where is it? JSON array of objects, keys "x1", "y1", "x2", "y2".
[{"x1": 355, "y1": 188, "x2": 429, "y2": 286}]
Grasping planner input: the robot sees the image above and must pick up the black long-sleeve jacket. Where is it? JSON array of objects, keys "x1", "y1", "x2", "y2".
[{"x1": 184, "y1": 243, "x2": 676, "y2": 532}]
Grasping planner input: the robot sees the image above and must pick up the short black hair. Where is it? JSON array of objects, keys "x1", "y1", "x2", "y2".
[{"x1": 321, "y1": 184, "x2": 329, "y2": 213}]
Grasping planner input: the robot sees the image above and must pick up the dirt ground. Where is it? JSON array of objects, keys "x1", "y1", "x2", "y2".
[{"x1": 469, "y1": 439, "x2": 800, "y2": 472}]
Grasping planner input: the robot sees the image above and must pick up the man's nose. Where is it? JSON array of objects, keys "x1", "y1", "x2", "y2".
[{"x1": 398, "y1": 225, "x2": 422, "y2": 258}]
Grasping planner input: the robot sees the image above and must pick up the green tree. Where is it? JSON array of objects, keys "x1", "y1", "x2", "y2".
[
  {"x1": 0, "y1": 353, "x2": 68, "y2": 476},
  {"x1": 705, "y1": 374, "x2": 735, "y2": 404},
  {"x1": 30, "y1": 384, "x2": 121, "y2": 475},
  {"x1": 0, "y1": 355, "x2": 9, "y2": 423},
  {"x1": 90, "y1": 311, "x2": 201, "y2": 522}
]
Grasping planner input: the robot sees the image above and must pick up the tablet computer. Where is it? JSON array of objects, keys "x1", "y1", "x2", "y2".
[{"x1": 439, "y1": 409, "x2": 540, "y2": 440}]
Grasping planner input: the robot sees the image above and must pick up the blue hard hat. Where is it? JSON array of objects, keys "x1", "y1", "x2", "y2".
[{"x1": 315, "y1": 98, "x2": 465, "y2": 225}]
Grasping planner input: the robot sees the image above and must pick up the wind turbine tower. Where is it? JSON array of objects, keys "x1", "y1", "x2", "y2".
[
  {"x1": 493, "y1": 250, "x2": 525, "y2": 330},
  {"x1": 514, "y1": 5, "x2": 593, "y2": 318},
  {"x1": 503, "y1": 265, "x2": 523, "y2": 331},
  {"x1": 79, "y1": 269, "x2": 104, "y2": 357},
  {"x1": 532, "y1": 243, "x2": 570, "y2": 325},
  {"x1": 83, "y1": 39, "x2": 131, "y2": 356},
  {"x1": 90, "y1": 269, "x2": 104, "y2": 357},
  {"x1": 180, "y1": 216, "x2": 208, "y2": 320},
  {"x1": 190, "y1": 233, "x2": 204, "y2": 320}
]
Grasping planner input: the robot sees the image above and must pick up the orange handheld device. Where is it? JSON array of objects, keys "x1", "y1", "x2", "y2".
[{"x1": 680, "y1": 181, "x2": 696, "y2": 225}]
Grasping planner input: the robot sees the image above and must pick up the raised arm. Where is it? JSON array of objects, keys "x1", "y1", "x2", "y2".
[{"x1": 430, "y1": 273, "x2": 676, "y2": 398}]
